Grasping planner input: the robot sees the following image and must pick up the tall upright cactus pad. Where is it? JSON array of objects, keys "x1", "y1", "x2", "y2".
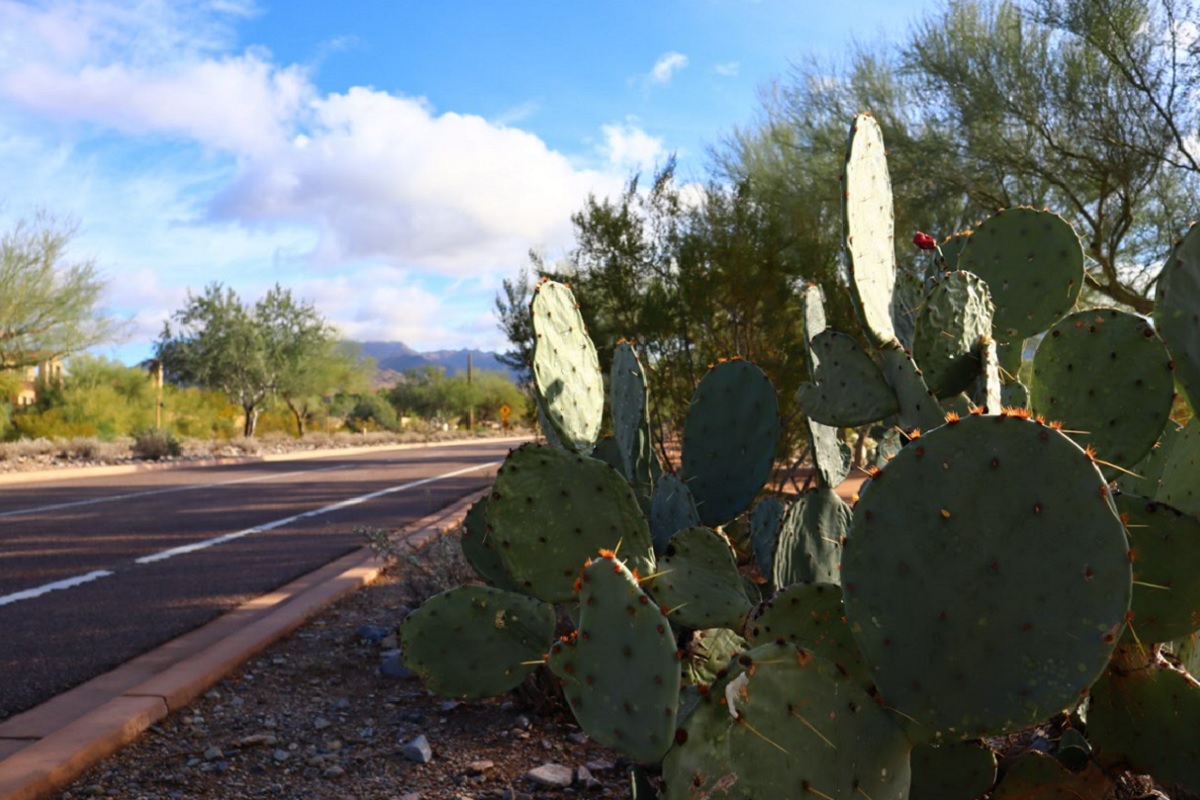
[
  {"x1": 611, "y1": 340, "x2": 656, "y2": 495},
  {"x1": 531, "y1": 279, "x2": 604, "y2": 454},
  {"x1": 400, "y1": 585, "x2": 555, "y2": 699},
  {"x1": 912, "y1": 270, "x2": 995, "y2": 398},
  {"x1": 749, "y1": 496, "x2": 785, "y2": 578},
  {"x1": 842, "y1": 113, "x2": 898, "y2": 348},
  {"x1": 725, "y1": 642, "x2": 912, "y2": 800},
  {"x1": 1115, "y1": 494, "x2": 1200, "y2": 643},
  {"x1": 1031, "y1": 309, "x2": 1174, "y2": 472},
  {"x1": 797, "y1": 330, "x2": 899, "y2": 427},
  {"x1": 801, "y1": 284, "x2": 852, "y2": 487},
  {"x1": 459, "y1": 496, "x2": 522, "y2": 594},
  {"x1": 682, "y1": 360, "x2": 780, "y2": 527},
  {"x1": 547, "y1": 554, "x2": 679, "y2": 763},
  {"x1": 647, "y1": 527, "x2": 754, "y2": 632},
  {"x1": 1088, "y1": 658, "x2": 1200, "y2": 796},
  {"x1": 772, "y1": 487, "x2": 850, "y2": 589},
  {"x1": 956, "y1": 208, "x2": 1083, "y2": 341},
  {"x1": 842, "y1": 413, "x2": 1130, "y2": 741},
  {"x1": 487, "y1": 443, "x2": 654, "y2": 603},
  {"x1": 1157, "y1": 417, "x2": 1200, "y2": 519},
  {"x1": 744, "y1": 582, "x2": 872, "y2": 687},
  {"x1": 649, "y1": 473, "x2": 701, "y2": 553},
  {"x1": 1156, "y1": 222, "x2": 1200, "y2": 411}
]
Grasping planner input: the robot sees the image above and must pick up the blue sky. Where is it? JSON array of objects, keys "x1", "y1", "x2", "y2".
[{"x1": 0, "y1": 0, "x2": 937, "y2": 364}]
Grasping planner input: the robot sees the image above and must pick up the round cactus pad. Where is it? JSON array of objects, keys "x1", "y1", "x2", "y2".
[
  {"x1": 458, "y1": 496, "x2": 522, "y2": 594},
  {"x1": 547, "y1": 555, "x2": 679, "y2": 763},
  {"x1": 531, "y1": 280, "x2": 604, "y2": 453},
  {"x1": 1031, "y1": 309, "x2": 1174, "y2": 472},
  {"x1": 725, "y1": 642, "x2": 912, "y2": 800},
  {"x1": 909, "y1": 741, "x2": 998, "y2": 800},
  {"x1": 796, "y1": 330, "x2": 899, "y2": 427},
  {"x1": 912, "y1": 271, "x2": 995, "y2": 398},
  {"x1": 487, "y1": 443, "x2": 654, "y2": 603},
  {"x1": 1116, "y1": 494, "x2": 1200, "y2": 643},
  {"x1": 842, "y1": 113, "x2": 898, "y2": 348},
  {"x1": 682, "y1": 360, "x2": 780, "y2": 527},
  {"x1": 1155, "y1": 222, "x2": 1200, "y2": 411},
  {"x1": 649, "y1": 473, "x2": 701, "y2": 553},
  {"x1": 842, "y1": 413, "x2": 1130, "y2": 741},
  {"x1": 400, "y1": 585, "x2": 555, "y2": 699},
  {"x1": 1088, "y1": 659, "x2": 1200, "y2": 796},
  {"x1": 647, "y1": 527, "x2": 754, "y2": 632},
  {"x1": 957, "y1": 208, "x2": 1083, "y2": 341},
  {"x1": 1157, "y1": 418, "x2": 1200, "y2": 519}
]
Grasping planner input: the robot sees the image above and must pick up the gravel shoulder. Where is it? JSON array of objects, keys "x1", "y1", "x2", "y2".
[{"x1": 56, "y1": 532, "x2": 626, "y2": 800}]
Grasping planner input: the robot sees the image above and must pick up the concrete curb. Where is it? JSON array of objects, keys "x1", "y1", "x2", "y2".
[
  {"x1": 0, "y1": 488, "x2": 487, "y2": 800},
  {"x1": 0, "y1": 436, "x2": 531, "y2": 487}
]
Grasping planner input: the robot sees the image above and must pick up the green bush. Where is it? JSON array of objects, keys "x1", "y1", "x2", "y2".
[{"x1": 131, "y1": 428, "x2": 181, "y2": 460}]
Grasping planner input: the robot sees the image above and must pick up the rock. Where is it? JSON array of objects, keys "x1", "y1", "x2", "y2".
[
  {"x1": 398, "y1": 709, "x2": 427, "y2": 724},
  {"x1": 272, "y1": 749, "x2": 290, "y2": 763},
  {"x1": 381, "y1": 650, "x2": 415, "y2": 679},
  {"x1": 313, "y1": 716, "x2": 331, "y2": 730},
  {"x1": 399, "y1": 794, "x2": 421, "y2": 800},
  {"x1": 566, "y1": 731, "x2": 588, "y2": 745},
  {"x1": 322, "y1": 765, "x2": 345, "y2": 779},
  {"x1": 333, "y1": 698, "x2": 350, "y2": 711},
  {"x1": 525, "y1": 763, "x2": 573, "y2": 789},
  {"x1": 575, "y1": 766, "x2": 601, "y2": 790},
  {"x1": 355, "y1": 624, "x2": 389, "y2": 643},
  {"x1": 402, "y1": 734, "x2": 434, "y2": 763},
  {"x1": 468, "y1": 760, "x2": 495, "y2": 775},
  {"x1": 202, "y1": 746, "x2": 222, "y2": 761},
  {"x1": 585, "y1": 759, "x2": 615, "y2": 772},
  {"x1": 238, "y1": 733, "x2": 277, "y2": 747},
  {"x1": 440, "y1": 700, "x2": 460, "y2": 713},
  {"x1": 514, "y1": 714, "x2": 532, "y2": 729}
]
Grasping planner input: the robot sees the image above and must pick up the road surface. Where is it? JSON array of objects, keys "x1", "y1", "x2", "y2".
[{"x1": 0, "y1": 439, "x2": 515, "y2": 720}]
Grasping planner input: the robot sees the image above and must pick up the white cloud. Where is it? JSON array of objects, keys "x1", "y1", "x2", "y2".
[
  {"x1": 714, "y1": 61, "x2": 740, "y2": 77},
  {"x1": 648, "y1": 51, "x2": 688, "y2": 85},
  {"x1": 599, "y1": 121, "x2": 665, "y2": 171}
]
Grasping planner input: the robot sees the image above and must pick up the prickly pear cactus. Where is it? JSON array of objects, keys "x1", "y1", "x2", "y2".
[
  {"x1": 681, "y1": 359, "x2": 780, "y2": 527},
  {"x1": 912, "y1": 270, "x2": 994, "y2": 398},
  {"x1": 842, "y1": 413, "x2": 1131, "y2": 741},
  {"x1": 649, "y1": 472, "x2": 701, "y2": 553},
  {"x1": 1156, "y1": 221, "x2": 1200, "y2": 411},
  {"x1": 797, "y1": 330, "x2": 899, "y2": 427},
  {"x1": 647, "y1": 526, "x2": 754, "y2": 632},
  {"x1": 1115, "y1": 494, "x2": 1200, "y2": 643},
  {"x1": 842, "y1": 112, "x2": 898, "y2": 348},
  {"x1": 611, "y1": 340, "x2": 656, "y2": 496},
  {"x1": 531, "y1": 279, "x2": 604, "y2": 453}
]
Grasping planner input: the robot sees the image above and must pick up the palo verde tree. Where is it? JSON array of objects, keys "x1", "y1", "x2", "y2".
[
  {"x1": 0, "y1": 211, "x2": 120, "y2": 368},
  {"x1": 157, "y1": 283, "x2": 336, "y2": 437}
]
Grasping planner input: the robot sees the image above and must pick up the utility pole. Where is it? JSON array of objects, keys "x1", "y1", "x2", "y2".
[
  {"x1": 467, "y1": 352, "x2": 474, "y2": 431},
  {"x1": 151, "y1": 359, "x2": 164, "y2": 429}
]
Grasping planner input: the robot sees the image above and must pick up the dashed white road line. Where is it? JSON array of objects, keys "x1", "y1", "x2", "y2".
[
  {"x1": 0, "y1": 461, "x2": 498, "y2": 608},
  {"x1": 0, "y1": 464, "x2": 354, "y2": 519}
]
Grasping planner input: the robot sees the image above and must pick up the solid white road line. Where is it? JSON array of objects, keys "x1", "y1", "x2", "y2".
[{"x1": 0, "y1": 461, "x2": 499, "y2": 608}]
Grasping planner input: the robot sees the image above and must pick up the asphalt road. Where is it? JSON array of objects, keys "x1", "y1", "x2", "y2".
[{"x1": 0, "y1": 440, "x2": 515, "y2": 720}]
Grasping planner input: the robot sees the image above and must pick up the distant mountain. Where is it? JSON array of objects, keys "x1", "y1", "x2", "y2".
[{"x1": 349, "y1": 341, "x2": 520, "y2": 382}]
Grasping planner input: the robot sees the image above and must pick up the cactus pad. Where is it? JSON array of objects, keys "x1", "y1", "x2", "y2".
[
  {"x1": 1088, "y1": 658, "x2": 1200, "y2": 796},
  {"x1": 749, "y1": 496, "x2": 785, "y2": 578},
  {"x1": 488, "y1": 443, "x2": 654, "y2": 603},
  {"x1": 683, "y1": 627, "x2": 748, "y2": 686},
  {"x1": 459, "y1": 496, "x2": 522, "y2": 594},
  {"x1": 1116, "y1": 494, "x2": 1200, "y2": 643},
  {"x1": 879, "y1": 343, "x2": 944, "y2": 432},
  {"x1": 843, "y1": 113, "x2": 898, "y2": 348},
  {"x1": 1118, "y1": 420, "x2": 1183, "y2": 497},
  {"x1": 725, "y1": 642, "x2": 912, "y2": 799},
  {"x1": 662, "y1": 684, "x2": 736, "y2": 800},
  {"x1": 1157, "y1": 418, "x2": 1200, "y2": 519},
  {"x1": 401, "y1": 585, "x2": 555, "y2": 699},
  {"x1": 682, "y1": 360, "x2": 780, "y2": 527},
  {"x1": 1031, "y1": 309, "x2": 1174, "y2": 472},
  {"x1": 842, "y1": 413, "x2": 1130, "y2": 741},
  {"x1": 648, "y1": 527, "x2": 754, "y2": 631},
  {"x1": 611, "y1": 340, "x2": 655, "y2": 494},
  {"x1": 990, "y1": 751, "x2": 1112, "y2": 799},
  {"x1": 772, "y1": 487, "x2": 850, "y2": 589},
  {"x1": 912, "y1": 270, "x2": 995, "y2": 398},
  {"x1": 745, "y1": 582, "x2": 872, "y2": 688},
  {"x1": 956, "y1": 208, "x2": 1083, "y2": 341},
  {"x1": 1155, "y1": 222, "x2": 1200, "y2": 411},
  {"x1": 531, "y1": 279, "x2": 604, "y2": 453},
  {"x1": 547, "y1": 554, "x2": 679, "y2": 763},
  {"x1": 892, "y1": 268, "x2": 925, "y2": 351},
  {"x1": 909, "y1": 741, "x2": 998, "y2": 800},
  {"x1": 649, "y1": 472, "x2": 701, "y2": 554},
  {"x1": 797, "y1": 330, "x2": 899, "y2": 427}
]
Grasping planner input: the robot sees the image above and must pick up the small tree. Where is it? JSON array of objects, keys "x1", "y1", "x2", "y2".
[
  {"x1": 0, "y1": 211, "x2": 120, "y2": 368},
  {"x1": 157, "y1": 284, "x2": 336, "y2": 436}
]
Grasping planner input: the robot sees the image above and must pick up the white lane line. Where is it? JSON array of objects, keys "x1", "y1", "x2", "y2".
[
  {"x1": 135, "y1": 461, "x2": 498, "y2": 564},
  {"x1": 0, "y1": 570, "x2": 115, "y2": 608},
  {"x1": 0, "y1": 464, "x2": 354, "y2": 519}
]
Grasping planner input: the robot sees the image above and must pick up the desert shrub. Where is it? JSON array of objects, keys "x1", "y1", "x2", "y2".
[
  {"x1": 344, "y1": 393, "x2": 399, "y2": 432},
  {"x1": 362, "y1": 525, "x2": 475, "y2": 605},
  {"x1": 131, "y1": 428, "x2": 181, "y2": 460}
]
